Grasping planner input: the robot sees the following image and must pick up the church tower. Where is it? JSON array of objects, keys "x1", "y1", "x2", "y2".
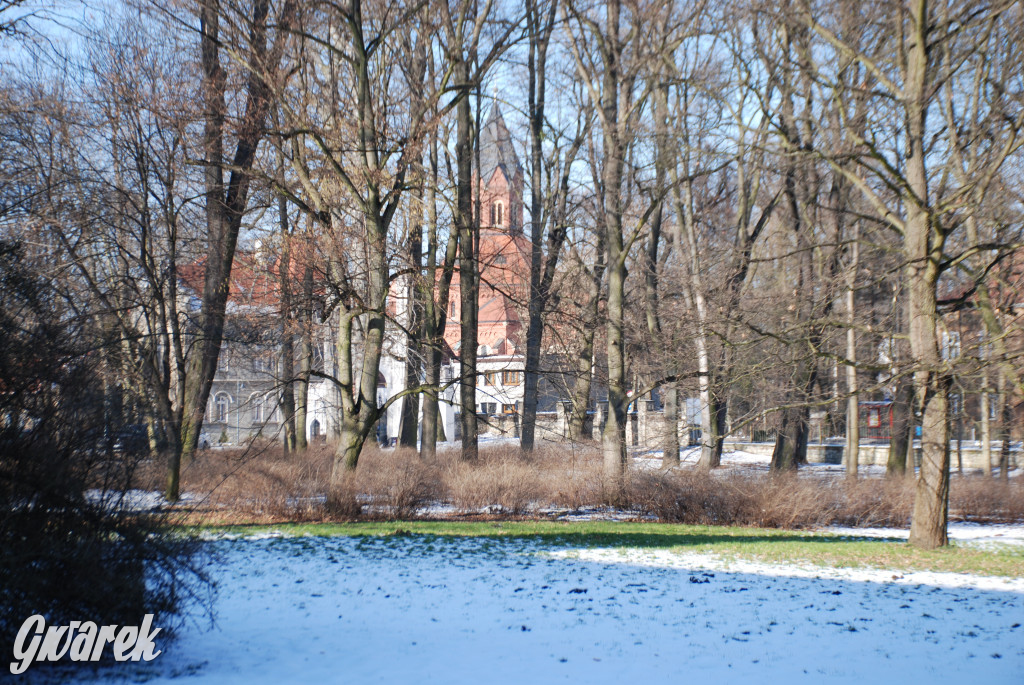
[{"x1": 477, "y1": 104, "x2": 523, "y2": 235}]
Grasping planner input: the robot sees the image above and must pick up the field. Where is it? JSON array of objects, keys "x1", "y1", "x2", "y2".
[
  {"x1": 45, "y1": 443, "x2": 1021, "y2": 683},
  {"x1": 52, "y1": 522, "x2": 1024, "y2": 684}
]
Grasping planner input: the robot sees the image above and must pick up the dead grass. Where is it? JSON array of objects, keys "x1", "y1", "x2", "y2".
[
  {"x1": 134, "y1": 441, "x2": 334, "y2": 523},
  {"x1": 950, "y1": 477, "x2": 1024, "y2": 523},
  {"x1": 628, "y1": 471, "x2": 915, "y2": 528},
  {"x1": 350, "y1": 448, "x2": 444, "y2": 520},
  {"x1": 136, "y1": 442, "x2": 1024, "y2": 527}
]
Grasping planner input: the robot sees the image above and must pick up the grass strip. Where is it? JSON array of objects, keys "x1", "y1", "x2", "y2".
[{"x1": 193, "y1": 520, "x2": 1024, "y2": 578}]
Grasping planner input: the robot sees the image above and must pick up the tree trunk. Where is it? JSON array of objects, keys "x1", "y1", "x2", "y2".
[
  {"x1": 327, "y1": 0, "x2": 407, "y2": 483},
  {"x1": 980, "y1": 370, "x2": 991, "y2": 477},
  {"x1": 278, "y1": 185, "x2": 296, "y2": 454},
  {"x1": 845, "y1": 226, "x2": 859, "y2": 478},
  {"x1": 568, "y1": 230, "x2": 603, "y2": 443},
  {"x1": 419, "y1": 119, "x2": 458, "y2": 460},
  {"x1": 454, "y1": 56, "x2": 478, "y2": 461},
  {"x1": 905, "y1": 384, "x2": 918, "y2": 480},
  {"x1": 170, "y1": 0, "x2": 293, "y2": 499},
  {"x1": 998, "y1": 371, "x2": 1010, "y2": 482},
  {"x1": 710, "y1": 396, "x2": 727, "y2": 465},
  {"x1": 771, "y1": 404, "x2": 809, "y2": 471},
  {"x1": 398, "y1": 346, "x2": 421, "y2": 448},
  {"x1": 295, "y1": 263, "x2": 313, "y2": 451},
  {"x1": 520, "y1": 0, "x2": 557, "y2": 452},
  {"x1": 888, "y1": 378, "x2": 910, "y2": 476},
  {"x1": 660, "y1": 387, "x2": 679, "y2": 468},
  {"x1": 905, "y1": 0, "x2": 950, "y2": 550},
  {"x1": 568, "y1": 333, "x2": 596, "y2": 442},
  {"x1": 398, "y1": 232, "x2": 423, "y2": 449},
  {"x1": 598, "y1": 0, "x2": 630, "y2": 502}
]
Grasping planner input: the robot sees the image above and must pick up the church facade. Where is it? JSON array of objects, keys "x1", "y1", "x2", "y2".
[{"x1": 378, "y1": 104, "x2": 533, "y2": 442}]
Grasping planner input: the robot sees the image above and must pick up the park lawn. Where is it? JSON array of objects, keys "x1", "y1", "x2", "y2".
[{"x1": 197, "y1": 520, "x2": 1024, "y2": 578}]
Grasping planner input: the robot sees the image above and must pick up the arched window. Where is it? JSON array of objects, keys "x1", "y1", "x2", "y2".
[
  {"x1": 495, "y1": 201, "x2": 504, "y2": 226},
  {"x1": 250, "y1": 393, "x2": 265, "y2": 424},
  {"x1": 215, "y1": 393, "x2": 230, "y2": 423}
]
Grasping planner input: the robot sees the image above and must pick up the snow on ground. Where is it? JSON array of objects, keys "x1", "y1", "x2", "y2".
[
  {"x1": 85, "y1": 489, "x2": 197, "y2": 512},
  {"x1": 69, "y1": 533, "x2": 1024, "y2": 685},
  {"x1": 634, "y1": 446, "x2": 893, "y2": 476}
]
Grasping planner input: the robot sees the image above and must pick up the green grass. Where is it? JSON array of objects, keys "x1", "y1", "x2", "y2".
[{"x1": 193, "y1": 520, "x2": 1024, "y2": 578}]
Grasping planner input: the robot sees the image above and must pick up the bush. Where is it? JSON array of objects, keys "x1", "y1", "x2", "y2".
[
  {"x1": 950, "y1": 477, "x2": 1024, "y2": 523},
  {"x1": 631, "y1": 470, "x2": 915, "y2": 528},
  {"x1": 445, "y1": 448, "x2": 544, "y2": 515},
  {"x1": 0, "y1": 242, "x2": 206, "y2": 650},
  {"x1": 141, "y1": 416, "x2": 1023, "y2": 529}
]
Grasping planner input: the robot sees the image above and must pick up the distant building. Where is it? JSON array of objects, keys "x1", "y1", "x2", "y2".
[
  {"x1": 379, "y1": 105, "x2": 536, "y2": 441},
  {"x1": 180, "y1": 251, "x2": 335, "y2": 447}
]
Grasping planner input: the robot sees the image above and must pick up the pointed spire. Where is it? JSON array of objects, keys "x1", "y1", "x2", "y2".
[{"x1": 479, "y1": 103, "x2": 521, "y2": 184}]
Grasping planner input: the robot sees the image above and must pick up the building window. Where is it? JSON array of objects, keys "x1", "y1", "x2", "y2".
[
  {"x1": 866, "y1": 407, "x2": 880, "y2": 428},
  {"x1": 941, "y1": 331, "x2": 960, "y2": 360},
  {"x1": 312, "y1": 342, "x2": 325, "y2": 372},
  {"x1": 479, "y1": 402, "x2": 497, "y2": 415},
  {"x1": 492, "y1": 201, "x2": 504, "y2": 227},
  {"x1": 494, "y1": 255, "x2": 507, "y2": 265},
  {"x1": 215, "y1": 393, "x2": 230, "y2": 423},
  {"x1": 502, "y1": 370, "x2": 522, "y2": 386},
  {"x1": 502, "y1": 403, "x2": 517, "y2": 415},
  {"x1": 990, "y1": 394, "x2": 999, "y2": 421},
  {"x1": 483, "y1": 371, "x2": 500, "y2": 386},
  {"x1": 250, "y1": 393, "x2": 265, "y2": 424}
]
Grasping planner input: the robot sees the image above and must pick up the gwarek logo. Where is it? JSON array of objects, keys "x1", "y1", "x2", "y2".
[{"x1": 10, "y1": 614, "x2": 162, "y2": 675}]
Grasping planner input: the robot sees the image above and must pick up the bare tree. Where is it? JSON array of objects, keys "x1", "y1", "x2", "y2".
[
  {"x1": 173, "y1": 0, "x2": 296, "y2": 500},
  {"x1": 799, "y1": 0, "x2": 1024, "y2": 547},
  {"x1": 563, "y1": 0, "x2": 665, "y2": 499},
  {"x1": 437, "y1": 0, "x2": 517, "y2": 461}
]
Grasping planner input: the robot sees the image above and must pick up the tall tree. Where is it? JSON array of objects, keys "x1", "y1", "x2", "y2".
[
  {"x1": 800, "y1": 0, "x2": 1024, "y2": 547},
  {"x1": 437, "y1": 0, "x2": 515, "y2": 461},
  {"x1": 563, "y1": 0, "x2": 664, "y2": 500},
  {"x1": 174, "y1": 0, "x2": 296, "y2": 500}
]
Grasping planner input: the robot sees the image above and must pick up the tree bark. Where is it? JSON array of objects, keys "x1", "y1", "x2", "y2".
[
  {"x1": 454, "y1": 53, "x2": 478, "y2": 462},
  {"x1": 844, "y1": 225, "x2": 859, "y2": 478},
  {"x1": 905, "y1": 0, "x2": 950, "y2": 550},
  {"x1": 294, "y1": 261, "x2": 313, "y2": 451},
  {"x1": 888, "y1": 378, "x2": 910, "y2": 476},
  {"x1": 171, "y1": 0, "x2": 294, "y2": 500},
  {"x1": 520, "y1": 0, "x2": 557, "y2": 452},
  {"x1": 277, "y1": 169, "x2": 296, "y2": 454}
]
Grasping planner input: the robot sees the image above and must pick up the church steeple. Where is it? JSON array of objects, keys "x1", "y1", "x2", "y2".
[
  {"x1": 478, "y1": 104, "x2": 523, "y2": 235},
  {"x1": 480, "y1": 104, "x2": 521, "y2": 184}
]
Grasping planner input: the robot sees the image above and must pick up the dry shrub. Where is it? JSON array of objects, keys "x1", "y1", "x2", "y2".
[
  {"x1": 626, "y1": 471, "x2": 736, "y2": 524},
  {"x1": 444, "y1": 447, "x2": 544, "y2": 515},
  {"x1": 950, "y1": 477, "x2": 1024, "y2": 522},
  {"x1": 632, "y1": 470, "x2": 915, "y2": 528},
  {"x1": 830, "y1": 478, "x2": 914, "y2": 527},
  {"x1": 353, "y1": 446, "x2": 443, "y2": 519},
  {"x1": 135, "y1": 437, "x2": 1021, "y2": 526},
  {"x1": 529, "y1": 445, "x2": 604, "y2": 510},
  {"x1": 324, "y1": 481, "x2": 362, "y2": 520},
  {"x1": 136, "y1": 442, "x2": 334, "y2": 522}
]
